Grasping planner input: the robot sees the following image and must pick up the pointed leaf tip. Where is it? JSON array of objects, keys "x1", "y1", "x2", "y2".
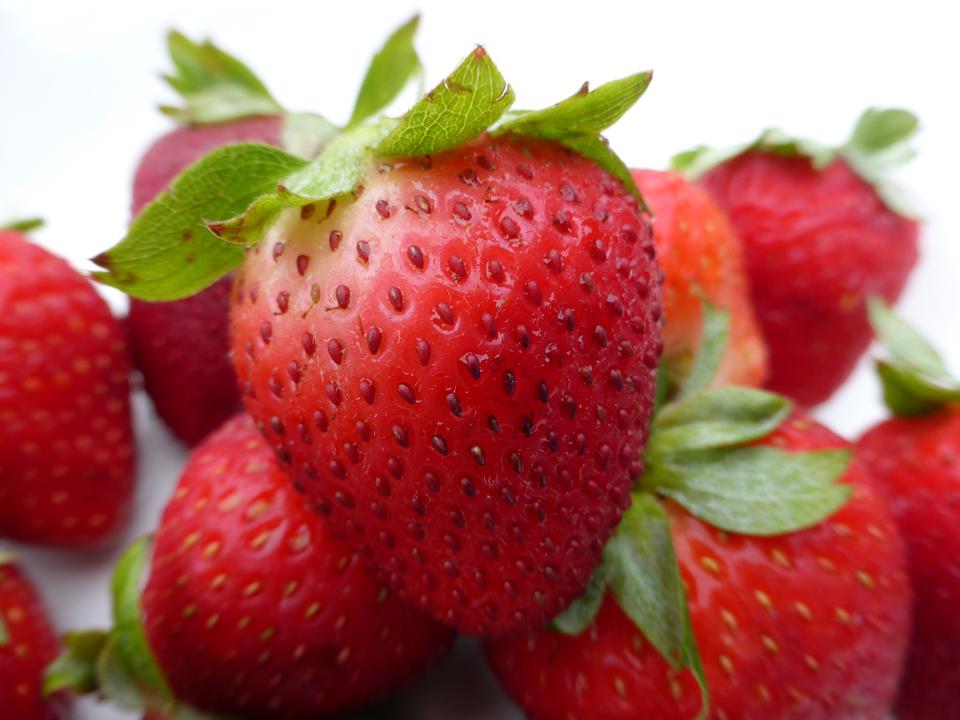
[
  {"x1": 348, "y1": 14, "x2": 423, "y2": 127},
  {"x1": 1, "y1": 217, "x2": 44, "y2": 233},
  {"x1": 604, "y1": 494, "x2": 710, "y2": 717},
  {"x1": 868, "y1": 297, "x2": 960, "y2": 415},
  {"x1": 376, "y1": 45, "x2": 514, "y2": 157},
  {"x1": 161, "y1": 29, "x2": 282, "y2": 125},
  {"x1": 43, "y1": 630, "x2": 110, "y2": 696}
]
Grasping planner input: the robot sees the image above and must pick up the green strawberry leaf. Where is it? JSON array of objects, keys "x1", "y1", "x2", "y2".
[
  {"x1": 643, "y1": 446, "x2": 852, "y2": 535},
  {"x1": 551, "y1": 565, "x2": 608, "y2": 635},
  {"x1": 208, "y1": 118, "x2": 396, "y2": 245},
  {"x1": 671, "y1": 107, "x2": 918, "y2": 217},
  {"x1": 647, "y1": 387, "x2": 793, "y2": 458},
  {"x1": 498, "y1": 73, "x2": 652, "y2": 137},
  {"x1": 376, "y1": 46, "x2": 515, "y2": 157},
  {"x1": 495, "y1": 72, "x2": 653, "y2": 207},
  {"x1": 868, "y1": 297, "x2": 960, "y2": 415},
  {"x1": 1, "y1": 217, "x2": 44, "y2": 232},
  {"x1": 110, "y1": 537, "x2": 172, "y2": 703},
  {"x1": 848, "y1": 108, "x2": 919, "y2": 154},
  {"x1": 843, "y1": 109, "x2": 919, "y2": 218},
  {"x1": 349, "y1": 15, "x2": 422, "y2": 128},
  {"x1": 160, "y1": 30, "x2": 283, "y2": 125},
  {"x1": 0, "y1": 616, "x2": 8, "y2": 646},
  {"x1": 604, "y1": 493, "x2": 709, "y2": 718},
  {"x1": 95, "y1": 635, "x2": 153, "y2": 711},
  {"x1": 94, "y1": 637, "x2": 226, "y2": 720},
  {"x1": 677, "y1": 301, "x2": 730, "y2": 399},
  {"x1": 280, "y1": 112, "x2": 340, "y2": 159},
  {"x1": 93, "y1": 143, "x2": 304, "y2": 300},
  {"x1": 43, "y1": 630, "x2": 110, "y2": 695}
]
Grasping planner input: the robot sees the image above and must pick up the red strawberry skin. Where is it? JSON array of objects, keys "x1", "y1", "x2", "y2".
[
  {"x1": 699, "y1": 153, "x2": 919, "y2": 406},
  {"x1": 230, "y1": 134, "x2": 664, "y2": 636},
  {"x1": 0, "y1": 232, "x2": 134, "y2": 546},
  {"x1": 0, "y1": 559, "x2": 69, "y2": 719},
  {"x1": 487, "y1": 415, "x2": 911, "y2": 719},
  {"x1": 857, "y1": 407, "x2": 960, "y2": 720},
  {"x1": 142, "y1": 414, "x2": 453, "y2": 719},
  {"x1": 127, "y1": 116, "x2": 282, "y2": 445},
  {"x1": 632, "y1": 169, "x2": 767, "y2": 388}
]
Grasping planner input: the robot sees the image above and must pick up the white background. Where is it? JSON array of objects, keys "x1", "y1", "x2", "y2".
[{"x1": 2, "y1": 1, "x2": 959, "y2": 717}]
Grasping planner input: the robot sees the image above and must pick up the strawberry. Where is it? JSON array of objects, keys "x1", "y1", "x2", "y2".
[
  {"x1": 46, "y1": 414, "x2": 453, "y2": 719},
  {"x1": 673, "y1": 109, "x2": 921, "y2": 406},
  {"x1": 126, "y1": 33, "x2": 304, "y2": 445},
  {"x1": 631, "y1": 169, "x2": 767, "y2": 390},
  {"x1": 487, "y1": 412, "x2": 910, "y2": 719},
  {"x1": 856, "y1": 300, "x2": 960, "y2": 719},
  {"x1": 0, "y1": 224, "x2": 134, "y2": 546},
  {"x1": 92, "y1": 41, "x2": 661, "y2": 636},
  {"x1": 0, "y1": 556, "x2": 68, "y2": 719}
]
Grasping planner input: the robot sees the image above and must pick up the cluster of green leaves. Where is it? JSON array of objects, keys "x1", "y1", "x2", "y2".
[
  {"x1": 552, "y1": 303, "x2": 854, "y2": 718},
  {"x1": 671, "y1": 107, "x2": 919, "y2": 217},
  {"x1": 94, "y1": 24, "x2": 651, "y2": 301},
  {"x1": 869, "y1": 297, "x2": 960, "y2": 416},
  {"x1": 44, "y1": 539, "x2": 226, "y2": 720}
]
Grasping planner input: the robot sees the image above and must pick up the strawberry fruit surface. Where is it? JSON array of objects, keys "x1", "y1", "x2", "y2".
[{"x1": 0, "y1": 227, "x2": 134, "y2": 547}]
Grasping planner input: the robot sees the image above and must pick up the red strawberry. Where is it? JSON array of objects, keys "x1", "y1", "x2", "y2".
[
  {"x1": 676, "y1": 109, "x2": 920, "y2": 406},
  {"x1": 487, "y1": 413, "x2": 911, "y2": 719},
  {"x1": 0, "y1": 228, "x2": 134, "y2": 546},
  {"x1": 50, "y1": 414, "x2": 453, "y2": 719},
  {"x1": 92, "y1": 46, "x2": 660, "y2": 636},
  {"x1": 0, "y1": 556, "x2": 68, "y2": 719},
  {"x1": 231, "y1": 132, "x2": 661, "y2": 636},
  {"x1": 632, "y1": 169, "x2": 767, "y2": 389},
  {"x1": 856, "y1": 300, "x2": 960, "y2": 719},
  {"x1": 125, "y1": 34, "x2": 286, "y2": 446}
]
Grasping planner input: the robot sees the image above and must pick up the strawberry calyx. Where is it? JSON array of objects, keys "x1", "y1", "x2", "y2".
[
  {"x1": 551, "y1": 302, "x2": 855, "y2": 718},
  {"x1": 92, "y1": 26, "x2": 653, "y2": 302},
  {"x1": 44, "y1": 538, "x2": 222, "y2": 720},
  {"x1": 0, "y1": 217, "x2": 44, "y2": 233},
  {"x1": 160, "y1": 30, "x2": 284, "y2": 126},
  {"x1": 159, "y1": 16, "x2": 423, "y2": 158},
  {"x1": 868, "y1": 297, "x2": 960, "y2": 416},
  {"x1": 671, "y1": 107, "x2": 919, "y2": 217}
]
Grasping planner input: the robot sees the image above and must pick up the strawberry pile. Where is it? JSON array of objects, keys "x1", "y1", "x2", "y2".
[{"x1": 1, "y1": 13, "x2": 956, "y2": 720}]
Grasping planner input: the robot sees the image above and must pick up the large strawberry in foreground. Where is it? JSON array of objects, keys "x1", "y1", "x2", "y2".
[
  {"x1": 46, "y1": 414, "x2": 453, "y2": 719},
  {"x1": 632, "y1": 168, "x2": 767, "y2": 390},
  {"x1": 0, "y1": 555, "x2": 68, "y2": 719},
  {"x1": 673, "y1": 109, "x2": 920, "y2": 406},
  {"x1": 1, "y1": 222, "x2": 134, "y2": 547},
  {"x1": 487, "y1": 320, "x2": 910, "y2": 718},
  {"x1": 856, "y1": 300, "x2": 960, "y2": 720},
  {"x1": 126, "y1": 24, "x2": 416, "y2": 444},
  {"x1": 92, "y1": 43, "x2": 662, "y2": 636}
]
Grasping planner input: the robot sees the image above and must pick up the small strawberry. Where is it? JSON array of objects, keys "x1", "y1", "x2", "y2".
[
  {"x1": 0, "y1": 555, "x2": 68, "y2": 719},
  {"x1": 46, "y1": 414, "x2": 453, "y2": 719},
  {"x1": 856, "y1": 299, "x2": 960, "y2": 720},
  {"x1": 631, "y1": 169, "x2": 767, "y2": 390},
  {"x1": 0, "y1": 223, "x2": 134, "y2": 546},
  {"x1": 92, "y1": 42, "x2": 662, "y2": 636},
  {"x1": 673, "y1": 109, "x2": 921, "y2": 406},
  {"x1": 487, "y1": 314, "x2": 910, "y2": 719}
]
